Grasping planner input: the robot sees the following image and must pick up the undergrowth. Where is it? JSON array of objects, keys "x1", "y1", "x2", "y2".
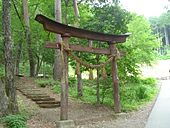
[
  {"x1": 36, "y1": 76, "x2": 158, "y2": 112},
  {"x1": 1, "y1": 114, "x2": 27, "y2": 128},
  {"x1": 0, "y1": 92, "x2": 37, "y2": 128},
  {"x1": 158, "y1": 49, "x2": 170, "y2": 60}
]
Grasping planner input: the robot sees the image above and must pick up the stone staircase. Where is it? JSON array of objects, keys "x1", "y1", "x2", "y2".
[{"x1": 17, "y1": 87, "x2": 60, "y2": 108}]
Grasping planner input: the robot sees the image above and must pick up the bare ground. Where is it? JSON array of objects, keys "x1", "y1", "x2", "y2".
[{"x1": 15, "y1": 77, "x2": 157, "y2": 128}]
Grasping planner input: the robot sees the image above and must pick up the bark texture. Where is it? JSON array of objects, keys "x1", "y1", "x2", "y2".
[
  {"x1": 22, "y1": 0, "x2": 35, "y2": 77},
  {"x1": 73, "y1": 0, "x2": 83, "y2": 97},
  {"x1": 53, "y1": 0, "x2": 62, "y2": 80},
  {"x1": 164, "y1": 26, "x2": 169, "y2": 45},
  {"x1": 15, "y1": 39, "x2": 22, "y2": 75},
  {"x1": 0, "y1": 80, "x2": 8, "y2": 116},
  {"x1": 2, "y1": 0, "x2": 18, "y2": 114}
]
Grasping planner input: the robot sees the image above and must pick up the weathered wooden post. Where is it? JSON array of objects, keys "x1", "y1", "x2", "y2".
[
  {"x1": 60, "y1": 34, "x2": 69, "y2": 120},
  {"x1": 57, "y1": 34, "x2": 75, "y2": 127},
  {"x1": 109, "y1": 43, "x2": 121, "y2": 113}
]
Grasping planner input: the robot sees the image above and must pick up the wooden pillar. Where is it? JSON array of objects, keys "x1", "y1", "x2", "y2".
[
  {"x1": 60, "y1": 34, "x2": 70, "y2": 120},
  {"x1": 109, "y1": 43, "x2": 121, "y2": 113}
]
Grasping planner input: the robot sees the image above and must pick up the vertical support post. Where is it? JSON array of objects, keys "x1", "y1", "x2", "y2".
[
  {"x1": 109, "y1": 43, "x2": 121, "y2": 113},
  {"x1": 60, "y1": 34, "x2": 70, "y2": 120}
]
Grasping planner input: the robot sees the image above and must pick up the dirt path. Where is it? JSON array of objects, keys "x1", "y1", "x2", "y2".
[
  {"x1": 142, "y1": 60, "x2": 170, "y2": 79},
  {"x1": 15, "y1": 77, "x2": 157, "y2": 128}
]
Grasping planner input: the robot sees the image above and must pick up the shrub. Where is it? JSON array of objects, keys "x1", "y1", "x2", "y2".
[
  {"x1": 36, "y1": 78, "x2": 59, "y2": 87},
  {"x1": 1, "y1": 114, "x2": 27, "y2": 128},
  {"x1": 52, "y1": 76, "x2": 158, "y2": 112}
]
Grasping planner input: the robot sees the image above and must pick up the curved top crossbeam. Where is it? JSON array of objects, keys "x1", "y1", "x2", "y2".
[{"x1": 35, "y1": 14, "x2": 130, "y2": 43}]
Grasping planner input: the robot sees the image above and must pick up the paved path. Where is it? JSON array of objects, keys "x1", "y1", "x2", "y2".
[{"x1": 145, "y1": 80, "x2": 170, "y2": 128}]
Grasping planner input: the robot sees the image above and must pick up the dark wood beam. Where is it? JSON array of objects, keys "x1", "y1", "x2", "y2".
[
  {"x1": 35, "y1": 14, "x2": 130, "y2": 43},
  {"x1": 46, "y1": 42, "x2": 111, "y2": 55}
]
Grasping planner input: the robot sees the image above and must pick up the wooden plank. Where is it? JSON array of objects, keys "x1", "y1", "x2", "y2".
[
  {"x1": 46, "y1": 42, "x2": 110, "y2": 55},
  {"x1": 109, "y1": 44, "x2": 121, "y2": 113},
  {"x1": 35, "y1": 14, "x2": 130, "y2": 43},
  {"x1": 31, "y1": 97, "x2": 55, "y2": 101},
  {"x1": 36, "y1": 101, "x2": 60, "y2": 104},
  {"x1": 38, "y1": 104, "x2": 60, "y2": 108}
]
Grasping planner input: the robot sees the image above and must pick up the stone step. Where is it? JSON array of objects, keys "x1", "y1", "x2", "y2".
[
  {"x1": 32, "y1": 97, "x2": 56, "y2": 101},
  {"x1": 36, "y1": 100, "x2": 60, "y2": 104},
  {"x1": 38, "y1": 103, "x2": 60, "y2": 108}
]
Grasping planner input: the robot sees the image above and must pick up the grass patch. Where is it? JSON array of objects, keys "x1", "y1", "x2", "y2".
[
  {"x1": 35, "y1": 78, "x2": 59, "y2": 88},
  {"x1": 37, "y1": 76, "x2": 158, "y2": 112},
  {"x1": 0, "y1": 114, "x2": 27, "y2": 128},
  {"x1": 120, "y1": 77, "x2": 158, "y2": 111},
  {"x1": 158, "y1": 49, "x2": 170, "y2": 60}
]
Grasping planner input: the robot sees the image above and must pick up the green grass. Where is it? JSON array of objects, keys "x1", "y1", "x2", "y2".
[
  {"x1": 158, "y1": 49, "x2": 170, "y2": 60},
  {"x1": 36, "y1": 76, "x2": 158, "y2": 112},
  {"x1": 35, "y1": 78, "x2": 60, "y2": 88}
]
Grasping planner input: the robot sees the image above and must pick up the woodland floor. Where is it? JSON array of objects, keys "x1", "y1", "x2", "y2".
[{"x1": 14, "y1": 77, "x2": 157, "y2": 128}]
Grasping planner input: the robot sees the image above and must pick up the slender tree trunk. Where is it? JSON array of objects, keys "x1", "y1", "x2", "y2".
[
  {"x1": 53, "y1": 0, "x2": 62, "y2": 80},
  {"x1": 15, "y1": 38, "x2": 22, "y2": 75},
  {"x1": 96, "y1": 54, "x2": 100, "y2": 103},
  {"x1": 76, "y1": 62, "x2": 83, "y2": 97},
  {"x1": 73, "y1": 0, "x2": 83, "y2": 97},
  {"x1": 64, "y1": 0, "x2": 69, "y2": 24},
  {"x1": 73, "y1": 0, "x2": 80, "y2": 26},
  {"x1": 22, "y1": 0, "x2": 35, "y2": 77},
  {"x1": 89, "y1": 69, "x2": 94, "y2": 80},
  {"x1": 88, "y1": 40, "x2": 94, "y2": 80},
  {"x1": 2, "y1": 0, "x2": 18, "y2": 114},
  {"x1": 35, "y1": 55, "x2": 43, "y2": 76},
  {"x1": 164, "y1": 26, "x2": 169, "y2": 46}
]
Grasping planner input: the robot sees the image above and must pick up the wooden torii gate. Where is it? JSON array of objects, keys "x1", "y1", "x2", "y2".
[{"x1": 35, "y1": 14, "x2": 129, "y2": 121}]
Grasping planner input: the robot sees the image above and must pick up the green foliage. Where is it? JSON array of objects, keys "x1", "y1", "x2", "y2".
[
  {"x1": 121, "y1": 77, "x2": 157, "y2": 111},
  {"x1": 1, "y1": 114, "x2": 27, "y2": 128},
  {"x1": 52, "y1": 76, "x2": 158, "y2": 111},
  {"x1": 158, "y1": 48, "x2": 170, "y2": 60},
  {"x1": 85, "y1": 5, "x2": 131, "y2": 34},
  {"x1": 36, "y1": 78, "x2": 59, "y2": 87},
  {"x1": 118, "y1": 15, "x2": 159, "y2": 81}
]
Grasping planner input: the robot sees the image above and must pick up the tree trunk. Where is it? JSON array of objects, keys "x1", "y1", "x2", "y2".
[
  {"x1": 35, "y1": 55, "x2": 43, "y2": 76},
  {"x1": 22, "y1": 0, "x2": 35, "y2": 77},
  {"x1": 73, "y1": 0, "x2": 80, "y2": 26},
  {"x1": 76, "y1": 62, "x2": 83, "y2": 97},
  {"x1": 96, "y1": 54, "x2": 100, "y2": 103},
  {"x1": 0, "y1": 80, "x2": 9, "y2": 116},
  {"x1": 164, "y1": 25, "x2": 169, "y2": 46},
  {"x1": 15, "y1": 39, "x2": 22, "y2": 76},
  {"x1": 53, "y1": 0, "x2": 62, "y2": 80},
  {"x1": 64, "y1": 0, "x2": 69, "y2": 24},
  {"x1": 89, "y1": 69, "x2": 94, "y2": 80},
  {"x1": 2, "y1": 0, "x2": 19, "y2": 114},
  {"x1": 73, "y1": 0, "x2": 83, "y2": 97},
  {"x1": 88, "y1": 40, "x2": 93, "y2": 80}
]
